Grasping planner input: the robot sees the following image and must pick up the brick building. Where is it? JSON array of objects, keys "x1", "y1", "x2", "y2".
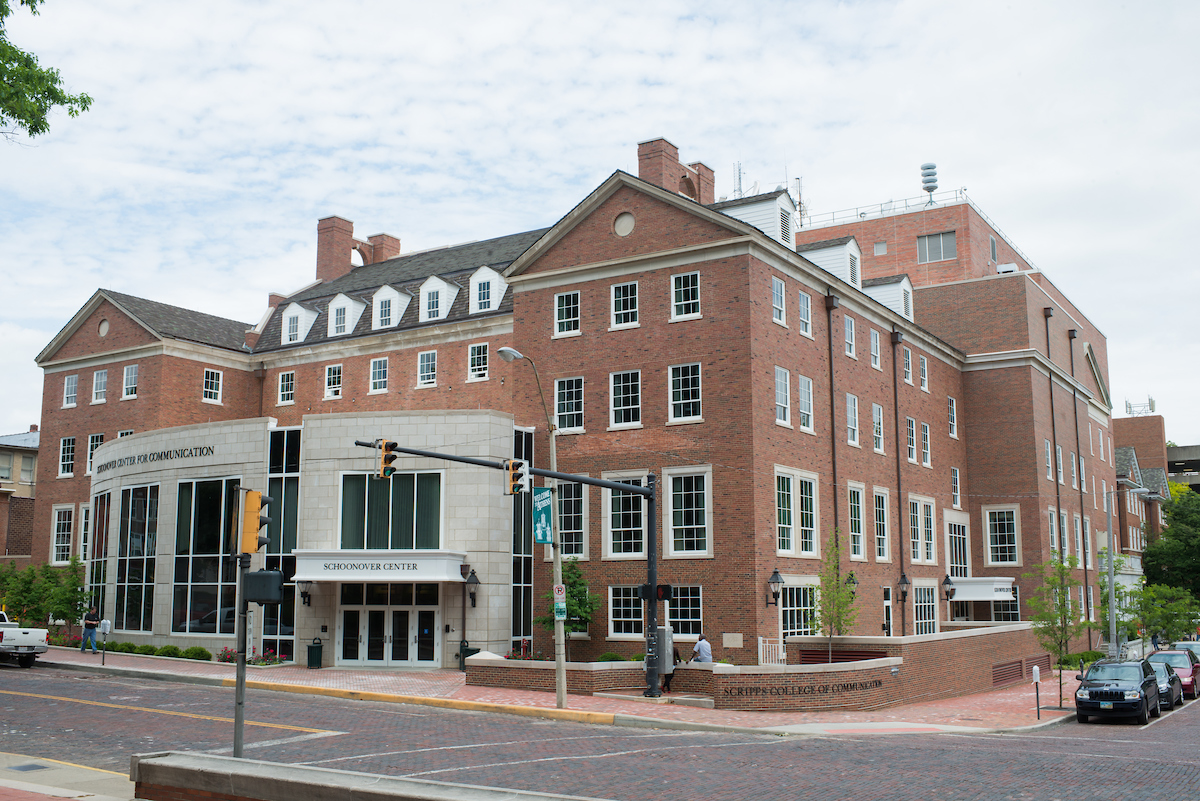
[
  {"x1": 30, "y1": 139, "x2": 1123, "y2": 665},
  {"x1": 0, "y1": 425, "x2": 39, "y2": 566}
]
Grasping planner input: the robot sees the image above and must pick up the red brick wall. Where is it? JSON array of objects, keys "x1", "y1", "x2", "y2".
[{"x1": 1114, "y1": 416, "x2": 1168, "y2": 475}]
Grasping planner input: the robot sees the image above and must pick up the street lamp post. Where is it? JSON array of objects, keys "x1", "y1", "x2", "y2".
[
  {"x1": 1105, "y1": 483, "x2": 1151, "y2": 658},
  {"x1": 498, "y1": 346, "x2": 567, "y2": 709}
]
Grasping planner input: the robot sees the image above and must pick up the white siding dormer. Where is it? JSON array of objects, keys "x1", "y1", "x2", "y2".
[
  {"x1": 372, "y1": 285, "x2": 411, "y2": 331},
  {"x1": 325, "y1": 293, "x2": 366, "y2": 338},
  {"x1": 470, "y1": 266, "x2": 508, "y2": 315},
  {"x1": 280, "y1": 302, "x2": 319, "y2": 346},
  {"x1": 419, "y1": 276, "x2": 460, "y2": 324},
  {"x1": 798, "y1": 238, "x2": 863, "y2": 290},
  {"x1": 862, "y1": 274, "x2": 915, "y2": 322},
  {"x1": 717, "y1": 191, "x2": 797, "y2": 248}
]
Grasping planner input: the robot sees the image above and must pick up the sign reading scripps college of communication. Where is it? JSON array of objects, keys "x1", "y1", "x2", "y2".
[{"x1": 95, "y1": 445, "x2": 216, "y2": 474}]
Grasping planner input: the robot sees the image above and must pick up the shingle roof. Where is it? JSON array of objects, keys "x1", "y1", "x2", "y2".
[
  {"x1": 1115, "y1": 446, "x2": 1139, "y2": 482},
  {"x1": 0, "y1": 431, "x2": 38, "y2": 449},
  {"x1": 794, "y1": 236, "x2": 856, "y2": 253},
  {"x1": 1142, "y1": 467, "x2": 1170, "y2": 497},
  {"x1": 863, "y1": 274, "x2": 910, "y2": 288},
  {"x1": 104, "y1": 289, "x2": 252, "y2": 351},
  {"x1": 707, "y1": 189, "x2": 790, "y2": 212}
]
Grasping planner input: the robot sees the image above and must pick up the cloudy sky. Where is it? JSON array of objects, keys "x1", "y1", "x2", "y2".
[{"x1": 3, "y1": 0, "x2": 1197, "y2": 445}]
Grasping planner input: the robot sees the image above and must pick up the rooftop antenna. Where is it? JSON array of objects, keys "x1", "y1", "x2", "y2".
[
  {"x1": 1125, "y1": 396, "x2": 1156, "y2": 416},
  {"x1": 921, "y1": 163, "x2": 938, "y2": 205},
  {"x1": 734, "y1": 162, "x2": 743, "y2": 199}
]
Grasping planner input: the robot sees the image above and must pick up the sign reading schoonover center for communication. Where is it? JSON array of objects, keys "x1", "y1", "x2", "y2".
[
  {"x1": 94, "y1": 445, "x2": 217, "y2": 475},
  {"x1": 533, "y1": 487, "x2": 553, "y2": 544}
]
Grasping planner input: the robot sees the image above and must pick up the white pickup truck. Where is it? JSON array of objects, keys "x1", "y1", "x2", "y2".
[{"x1": 0, "y1": 611, "x2": 50, "y2": 668}]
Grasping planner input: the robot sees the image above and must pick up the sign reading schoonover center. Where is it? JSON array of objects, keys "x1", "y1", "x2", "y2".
[{"x1": 292, "y1": 550, "x2": 471, "y2": 584}]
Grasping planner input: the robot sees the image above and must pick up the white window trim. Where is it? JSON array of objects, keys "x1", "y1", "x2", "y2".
[
  {"x1": 873, "y1": 487, "x2": 891, "y2": 562},
  {"x1": 277, "y1": 371, "x2": 296, "y2": 406},
  {"x1": 547, "y1": 478, "x2": 589, "y2": 561},
  {"x1": 467, "y1": 343, "x2": 489, "y2": 383},
  {"x1": 122, "y1": 364, "x2": 138, "y2": 399},
  {"x1": 944, "y1": 509, "x2": 971, "y2": 579},
  {"x1": 202, "y1": 369, "x2": 223, "y2": 405},
  {"x1": 670, "y1": 271, "x2": 702, "y2": 322},
  {"x1": 662, "y1": 464, "x2": 714, "y2": 559},
  {"x1": 553, "y1": 290, "x2": 582, "y2": 339},
  {"x1": 870, "y1": 329, "x2": 881, "y2": 370},
  {"x1": 118, "y1": 429, "x2": 134, "y2": 438},
  {"x1": 796, "y1": 374, "x2": 815, "y2": 434},
  {"x1": 921, "y1": 422, "x2": 932, "y2": 467},
  {"x1": 951, "y1": 467, "x2": 962, "y2": 509},
  {"x1": 608, "y1": 370, "x2": 642, "y2": 431},
  {"x1": 369, "y1": 358, "x2": 389, "y2": 394},
  {"x1": 774, "y1": 366, "x2": 791, "y2": 428},
  {"x1": 607, "y1": 585, "x2": 645, "y2": 640},
  {"x1": 903, "y1": 348, "x2": 912, "y2": 384},
  {"x1": 846, "y1": 393, "x2": 860, "y2": 447},
  {"x1": 667, "y1": 363, "x2": 703, "y2": 424},
  {"x1": 86, "y1": 433, "x2": 103, "y2": 475},
  {"x1": 776, "y1": 464, "x2": 820, "y2": 558},
  {"x1": 417, "y1": 350, "x2": 438, "y2": 388},
  {"x1": 847, "y1": 481, "x2": 867, "y2": 561},
  {"x1": 324, "y1": 364, "x2": 343, "y2": 400},
  {"x1": 909, "y1": 493, "x2": 937, "y2": 565},
  {"x1": 796, "y1": 290, "x2": 812, "y2": 337},
  {"x1": 771, "y1": 276, "x2": 787, "y2": 327},
  {"x1": 62, "y1": 374, "x2": 78, "y2": 408},
  {"x1": 948, "y1": 397, "x2": 958, "y2": 439},
  {"x1": 92, "y1": 369, "x2": 107, "y2": 404},
  {"x1": 555, "y1": 377, "x2": 585, "y2": 434},
  {"x1": 609, "y1": 281, "x2": 640, "y2": 331},
  {"x1": 983, "y1": 504, "x2": 1022, "y2": 567},
  {"x1": 872, "y1": 403, "x2": 885, "y2": 454},
  {"x1": 844, "y1": 316, "x2": 856, "y2": 358},
  {"x1": 601, "y1": 469, "x2": 649, "y2": 560},
  {"x1": 906, "y1": 417, "x2": 917, "y2": 463},
  {"x1": 51, "y1": 503, "x2": 75, "y2": 565},
  {"x1": 919, "y1": 355, "x2": 929, "y2": 392},
  {"x1": 912, "y1": 580, "x2": 940, "y2": 635},
  {"x1": 58, "y1": 437, "x2": 75, "y2": 478}
]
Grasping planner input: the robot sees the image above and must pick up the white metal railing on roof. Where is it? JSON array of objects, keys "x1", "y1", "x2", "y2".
[{"x1": 799, "y1": 188, "x2": 1040, "y2": 274}]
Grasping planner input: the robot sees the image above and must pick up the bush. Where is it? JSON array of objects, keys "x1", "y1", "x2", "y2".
[
  {"x1": 134, "y1": 644, "x2": 158, "y2": 655},
  {"x1": 155, "y1": 645, "x2": 183, "y2": 658},
  {"x1": 217, "y1": 646, "x2": 236, "y2": 663},
  {"x1": 112, "y1": 642, "x2": 136, "y2": 653},
  {"x1": 1057, "y1": 650, "x2": 1106, "y2": 670},
  {"x1": 597, "y1": 652, "x2": 626, "y2": 662},
  {"x1": 181, "y1": 646, "x2": 212, "y2": 661},
  {"x1": 631, "y1": 653, "x2": 644, "y2": 661}
]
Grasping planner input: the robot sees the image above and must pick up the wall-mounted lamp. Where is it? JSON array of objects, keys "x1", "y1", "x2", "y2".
[
  {"x1": 466, "y1": 569, "x2": 480, "y2": 608},
  {"x1": 898, "y1": 573, "x2": 910, "y2": 602},
  {"x1": 766, "y1": 568, "x2": 784, "y2": 607},
  {"x1": 845, "y1": 572, "x2": 858, "y2": 597},
  {"x1": 941, "y1": 574, "x2": 956, "y2": 601},
  {"x1": 297, "y1": 580, "x2": 312, "y2": 607}
]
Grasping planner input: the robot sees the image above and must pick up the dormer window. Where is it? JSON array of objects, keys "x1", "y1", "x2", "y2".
[
  {"x1": 324, "y1": 293, "x2": 365, "y2": 338},
  {"x1": 379, "y1": 298, "x2": 392, "y2": 327},
  {"x1": 469, "y1": 266, "x2": 507, "y2": 315},
  {"x1": 372, "y1": 286, "x2": 408, "y2": 330},
  {"x1": 334, "y1": 307, "x2": 347, "y2": 334},
  {"x1": 280, "y1": 302, "x2": 319, "y2": 346},
  {"x1": 287, "y1": 316, "x2": 299, "y2": 342},
  {"x1": 418, "y1": 276, "x2": 459, "y2": 323},
  {"x1": 478, "y1": 281, "x2": 491, "y2": 311},
  {"x1": 427, "y1": 290, "x2": 440, "y2": 320}
]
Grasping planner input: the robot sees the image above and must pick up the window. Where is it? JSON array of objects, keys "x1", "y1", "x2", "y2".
[
  {"x1": 59, "y1": 437, "x2": 75, "y2": 477},
  {"x1": 987, "y1": 508, "x2": 1019, "y2": 564},
  {"x1": 844, "y1": 316, "x2": 856, "y2": 357},
  {"x1": 951, "y1": 467, "x2": 961, "y2": 508},
  {"x1": 172, "y1": 479, "x2": 237, "y2": 635},
  {"x1": 774, "y1": 367, "x2": 790, "y2": 425},
  {"x1": 1080, "y1": 457, "x2": 1086, "y2": 489},
  {"x1": 1084, "y1": 518, "x2": 1092, "y2": 569},
  {"x1": 286, "y1": 315, "x2": 300, "y2": 342},
  {"x1": 776, "y1": 469, "x2": 817, "y2": 555},
  {"x1": 914, "y1": 586, "x2": 937, "y2": 634},
  {"x1": 849, "y1": 485, "x2": 864, "y2": 558},
  {"x1": 781, "y1": 585, "x2": 817, "y2": 636},
  {"x1": 874, "y1": 491, "x2": 889, "y2": 560},
  {"x1": 1060, "y1": 511, "x2": 1070, "y2": 558},
  {"x1": 771, "y1": 276, "x2": 786, "y2": 324},
  {"x1": 874, "y1": 241, "x2": 887, "y2": 256},
  {"x1": 118, "y1": 430, "x2": 133, "y2": 439},
  {"x1": 202, "y1": 369, "x2": 222, "y2": 403},
  {"x1": 872, "y1": 403, "x2": 884, "y2": 452},
  {"x1": 670, "y1": 363, "x2": 702, "y2": 421},
  {"x1": 910, "y1": 501, "x2": 921, "y2": 561},
  {"x1": 555, "y1": 291, "x2": 580, "y2": 335},
  {"x1": 0, "y1": 453, "x2": 9, "y2": 481},
  {"x1": 666, "y1": 468, "x2": 710, "y2": 555},
  {"x1": 917, "y1": 231, "x2": 957, "y2": 264},
  {"x1": 606, "y1": 477, "x2": 645, "y2": 557},
  {"x1": 333, "y1": 306, "x2": 347, "y2": 335},
  {"x1": 994, "y1": 586, "x2": 1020, "y2": 622},
  {"x1": 123, "y1": 365, "x2": 138, "y2": 398},
  {"x1": 1048, "y1": 507, "x2": 1058, "y2": 551},
  {"x1": 919, "y1": 355, "x2": 928, "y2": 390},
  {"x1": 1045, "y1": 439, "x2": 1053, "y2": 480},
  {"x1": 797, "y1": 375, "x2": 814, "y2": 431},
  {"x1": 1087, "y1": 585, "x2": 1095, "y2": 621},
  {"x1": 1070, "y1": 452, "x2": 1078, "y2": 488},
  {"x1": 417, "y1": 351, "x2": 437, "y2": 387},
  {"x1": 948, "y1": 522, "x2": 968, "y2": 578},
  {"x1": 610, "y1": 371, "x2": 641, "y2": 428},
  {"x1": 921, "y1": 423, "x2": 931, "y2": 466},
  {"x1": 776, "y1": 474, "x2": 794, "y2": 552},
  {"x1": 609, "y1": 586, "x2": 643, "y2": 636},
  {"x1": 1098, "y1": 431, "x2": 1104, "y2": 461},
  {"x1": 870, "y1": 330, "x2": 880, "y2": 369},
  {"x1": 93, "y1": 369, "x2": 107, "y2": 403},
  {"x1": 324, "y1": 365, "x2": 342, "y2": 399},
  {"x1": 63, "y1": 374, "x2": 78, "y2": 407},
  {"x1": 846, "y1": 394, "x2": 859, "y2": 446},
  {"x1": 378, "y1": 298, "x2": 392, "y2": 327},
  {"x1": 115, "y1": 485, "x2": 158, "y2": 632},
  {"x1": 611, "y1": 282, "x2": 638, "y2": 327},
  {"x1": 903, "y1": 348, "x2": 912, "y2": 383},
  {"x1": 923, "y1": 502, "x2": 935, "y2": 562},
  {"x1": 556, "y1": 377, "x2": 584, "y2": 431},
  {"x1": 87, "y1": 433, "x2": 104, "y2": 474},
  {"x1": 426, "y1": 290, "x2": 440, "y2": 320},
  {"x1": 370, "y1": 358, "x2": 388, "y2": 392},
  {"x1": 468, "y1": 344, "x2": 488, "y2": 381},
  {"x1": 278, "y1": 371, "x2": 295, "y2": 404},
  {"x1": 797, "y1": 291, "x2": 812, "y2": 335},
  {"x1": 948, "y1": 397, "x2": 957, "y2": 437},
  {"x1": 990, "y1": 235, "x2": 998, "y2": 262},
  {"x1": 1056, "y1": 445, "x2": 1064, "y2": 484},
  {"x1": 477, "y1": 280, "x2": 492, "y2": 311},
  {"x1": 906, "y1": 418, "x2": 916, "y2": 462},
  {"x1": 668, "y1": 586, "x2": 703, "y2": 635},
  {"x1": 53, "y1": 506, "x2": 73, "y2": 563},
  {"x1": 79, "y1": 503, "x2": 91, "y2": 561},
  {"x1": 1074, "y1": 516, "x2": 1083, "y2": 558},
  {"x1": 340, "y1": 472, "x2": 442, "y2": 549},
  {"x1": 559, "y1": 482, "x2": 584, "y2": 557},
  {"x1": 672, "y1": 272, "x2": 700, "y2": 318}
]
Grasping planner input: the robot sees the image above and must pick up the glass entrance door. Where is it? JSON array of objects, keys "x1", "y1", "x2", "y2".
[{"x1": 336, "y1": 582, "x2": 441, "y2": 667}]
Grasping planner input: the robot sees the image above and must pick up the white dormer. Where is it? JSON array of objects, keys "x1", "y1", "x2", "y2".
[
  {"x1": 280, "y1": 302, "x2": 319, "y2": 346},
  {"x1": 419, "y1": 276, "x2": 460, "y2": 324},
  {"x1": 797, "y1": 237, "x2": 863, "y2": 290},
  {"x1": 862, "y1": 274, "x2": 915, "y2": 322},
  {"x1": 470, "y1": 266, "x2": 508, "y2": 314},
  {"x1": 325, "y1": 293, "x2": 366, "y2": 338},
  {"x1": 372, "y1": 285, "x2": 412, "y2": 331},
  {"x1": 714, "y1": 190, "x2": 797, "y2": 247}
]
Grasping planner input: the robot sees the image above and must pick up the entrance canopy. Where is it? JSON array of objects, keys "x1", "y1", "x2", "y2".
[
  {"x1": 951, "y1": 576, "x2": 1016, "y2": 602},
  {"x1": 292, "y1": 549, "x2": 470, "y2": 583}
]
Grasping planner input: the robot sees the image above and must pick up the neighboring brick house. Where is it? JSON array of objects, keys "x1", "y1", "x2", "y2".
[
  {"x1": 0, "y1": 426, "x2": 39, "y2": 566},
  {"x1": 29, "y1": 138, "x2": 1125, "y2": 664}
]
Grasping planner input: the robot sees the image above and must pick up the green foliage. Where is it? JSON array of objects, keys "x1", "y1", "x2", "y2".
[
  {"x1": 1097, "y1": 549, "x2": 1137, "y2": 642},
  {"x1": 1024, "y1": 554, "x2": 1088, "y2": 707},
  {"x1": 815, "y1": 528, "x2": 859, "y2": 660},
  {"x1": 0, "y1": 559, "x2": 86, "y2": 632},
  {"x1": 597, "y1": 652, "x2": 626, "y2": 662},
  {"x1": 1056, "y1": 650, "x2": 1106, "y2": 670},
  {"x1": 1144, "y1": 488, "x2": 1200, "y2": 596},
  {"x1": 155, "y1": 645, "x2": 183, "y2": 658},
  {"x1": 112, "y1": 641, "x2": 135, "y2": 653},
  {"x1": 181, "y1": 646, "x2": 212, "y2": 661},
  {"x1": 0, "y1": 0, "x2": 92, "y2": 139},
  {"x1": 534, "y1": 558, "x2": 602, "y2": 634},
  {"x1": 134, "y1": 644, "x2": 157, "y2": 655},
  {"x1": 47, "y1": 556, "x2": 87, "y2": 637}
]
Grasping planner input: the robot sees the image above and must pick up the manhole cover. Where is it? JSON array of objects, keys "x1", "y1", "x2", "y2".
[{"x1": 9, "y1": 764, "x2": 50, "y2": 772}]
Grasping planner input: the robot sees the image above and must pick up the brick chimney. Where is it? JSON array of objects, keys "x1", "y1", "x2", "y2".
[
  {"x1": 366, "y1": 233, "x2": 401, "y2": 262},
  {"x1": 29, "y1": 424, "x2": 38, "y2": 433},
  {"x1": 317, "y1": 216, "x2": 356, "y2": 283},
  {"x1": 637, "y1": 138, "x2": 715, "y2": 205}
]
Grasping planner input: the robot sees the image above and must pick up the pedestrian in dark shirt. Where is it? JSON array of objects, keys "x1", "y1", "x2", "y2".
[{"x1": 81, "y1": 607, "x2": 100, "y2": 654}]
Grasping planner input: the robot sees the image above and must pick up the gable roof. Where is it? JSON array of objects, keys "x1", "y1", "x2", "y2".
[
  {"x1": 706, "y1": 189, "x2": 792, "y2": 212},
  {"x1": 0, "y1": 431, "x2": 38, "y2": 450},
  {"x1": 795, "y1": 236, "x2": 857, "y2": 254},
  {"x1": 1115, "y1": 446, "x2": 1141, "y2": 484},
  {"x1": 863, "y1": 274, "x2": 911, "y2": 288}
]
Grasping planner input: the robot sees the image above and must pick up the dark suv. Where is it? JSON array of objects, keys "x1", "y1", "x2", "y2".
[{"x1": 1075, "y1": 658, "x2": 1161, "y2": 724}]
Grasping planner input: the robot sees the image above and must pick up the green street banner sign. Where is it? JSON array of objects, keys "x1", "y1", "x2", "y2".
[{"x1": 533, "y1": 486, "x2": 553, "y2": 544}]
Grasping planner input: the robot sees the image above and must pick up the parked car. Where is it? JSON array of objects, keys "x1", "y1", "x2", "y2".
[
  {"x1": 1173, "y1": 641, "x2": 1200, "y2": 660},
  {"x1": 0, "y1": 611, "x2": 50, "y2": 668},
  {"x1": 1147, "y1": 650, "x2": 1200, "y2": 699},
  {"x1": 1152, "y1": 661, "x2": 1185, "y2": 711},
  {"x1": 1075, "y1": 657, "x2": 1160, "y2": 724}
]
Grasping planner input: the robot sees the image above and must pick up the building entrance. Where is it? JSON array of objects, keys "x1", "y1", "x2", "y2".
[{"x1": 335, "y1": 581, "x2": 441, "y2": 667}]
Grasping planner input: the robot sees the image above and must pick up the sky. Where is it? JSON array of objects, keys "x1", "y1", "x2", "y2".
[{"x1": 3, "y1": 0, "x2": 1198, "y2": 445}]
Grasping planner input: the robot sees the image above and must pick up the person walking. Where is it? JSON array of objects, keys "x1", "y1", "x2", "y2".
[
  {"x1": 691, "y1": 634, "x2": 712, "y2": 662},
  {"x1": 661, "y1": 647, "x2": 682, "y2": 692},
  {"x1": 81, "y1": 607, "x2": 100, "y2": 654}
]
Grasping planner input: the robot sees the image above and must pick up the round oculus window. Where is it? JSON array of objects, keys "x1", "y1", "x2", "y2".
[
  {"x1": 613, "y1": 212, "x2": 635, "y2": 237},
  {"x1": 98, "y1": 319, "x2": 109, "y2": 337}
]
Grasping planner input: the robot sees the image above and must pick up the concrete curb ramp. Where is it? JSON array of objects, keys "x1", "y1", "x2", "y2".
[{"x1": 132, "y1": 751, "x2": 610, "y2": 801}]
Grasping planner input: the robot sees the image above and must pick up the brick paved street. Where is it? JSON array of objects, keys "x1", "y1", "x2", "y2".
[{"x1": 3, "y1": 664, "x2": 1199, "y2": 799}]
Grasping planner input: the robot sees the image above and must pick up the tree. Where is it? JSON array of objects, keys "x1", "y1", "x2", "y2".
[
  {"x1": 1, "y1": 561, "x2": 52, "y2": 624},
  {"x1": 1, "y1": 0, "x2": 92, "y2": 139},
  {"x1": 533, "y1": 557, "x2": 600, "y2": 661},
  {"x1": 47, "y1": 555, "x2": 88, "y2": 637},
  {"x1": 815, "y1": 528, "x2": 859, "y2": 663},
  {"x1": 1135, "y1": 583, "x2": 1199, "y2": 646},
  {"x1": 1024, "y1": 554, "x2": 1088, "y2": 708},
  {"x1": 1144, "y1": 486, "x2": 1200, "y2": 596},
  {"x1": 1097, "y1": 549, "x2": 1138, "y2": 646}
]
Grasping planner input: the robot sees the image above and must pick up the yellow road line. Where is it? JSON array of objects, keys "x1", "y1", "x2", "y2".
[
  {"x1": 0, "y1": 690, "x2": 331, "y2": 733},
  {"x1": 0, "y1": 751, "x2": 127, "y2": 776}
]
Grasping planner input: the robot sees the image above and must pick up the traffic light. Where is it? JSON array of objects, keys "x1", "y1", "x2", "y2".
[
  {"x1": 505, "y1": 459, "x2": 530, "y2": 495},
  {"x1": 240, "y1": 490, "x2": 274, "y2": 553},
  {"x1": 656, "y1": 584, "x2": 673, "y2": 601},
  {"x1": 379, "y1": 440, "x2": 399, "y2": 478}
]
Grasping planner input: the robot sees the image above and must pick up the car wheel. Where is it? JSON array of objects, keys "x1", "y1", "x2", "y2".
[
  {"x1": 17, "y1": 654, "x2": 35, "y2": 669},
  {"x1": 1151, "y1": 696, "x2": 1162, "y2": 717},
  {"x1": 1177, "y1": 689, "x2": 1185, "y2": 707},
  {"x1": 1137, "y1": 700, "x2": 1151, "y2": 725},
  {"x1": 1076, "y1": 712, "x2": 1088, "y2": 723}
]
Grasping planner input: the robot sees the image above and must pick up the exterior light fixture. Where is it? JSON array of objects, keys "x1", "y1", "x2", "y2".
[
  {"x1": 942, "y1": 574, "x2": 956, "y2": 601},
  {"x1": 898, "y1": 573, "x2": 910, "y2": 602},
  {"x1": 845, "y1": 572, "x2": 859, "y2": 596},
  {"x1": 297, "y1": 580, "x2": 312, "y2": 606},
  {"x1": 466, "y1": 569, "x2": 480, "y2": 608},
  {"x1": 767, "y1": 568, "x2": 784, "y2": 607}
]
